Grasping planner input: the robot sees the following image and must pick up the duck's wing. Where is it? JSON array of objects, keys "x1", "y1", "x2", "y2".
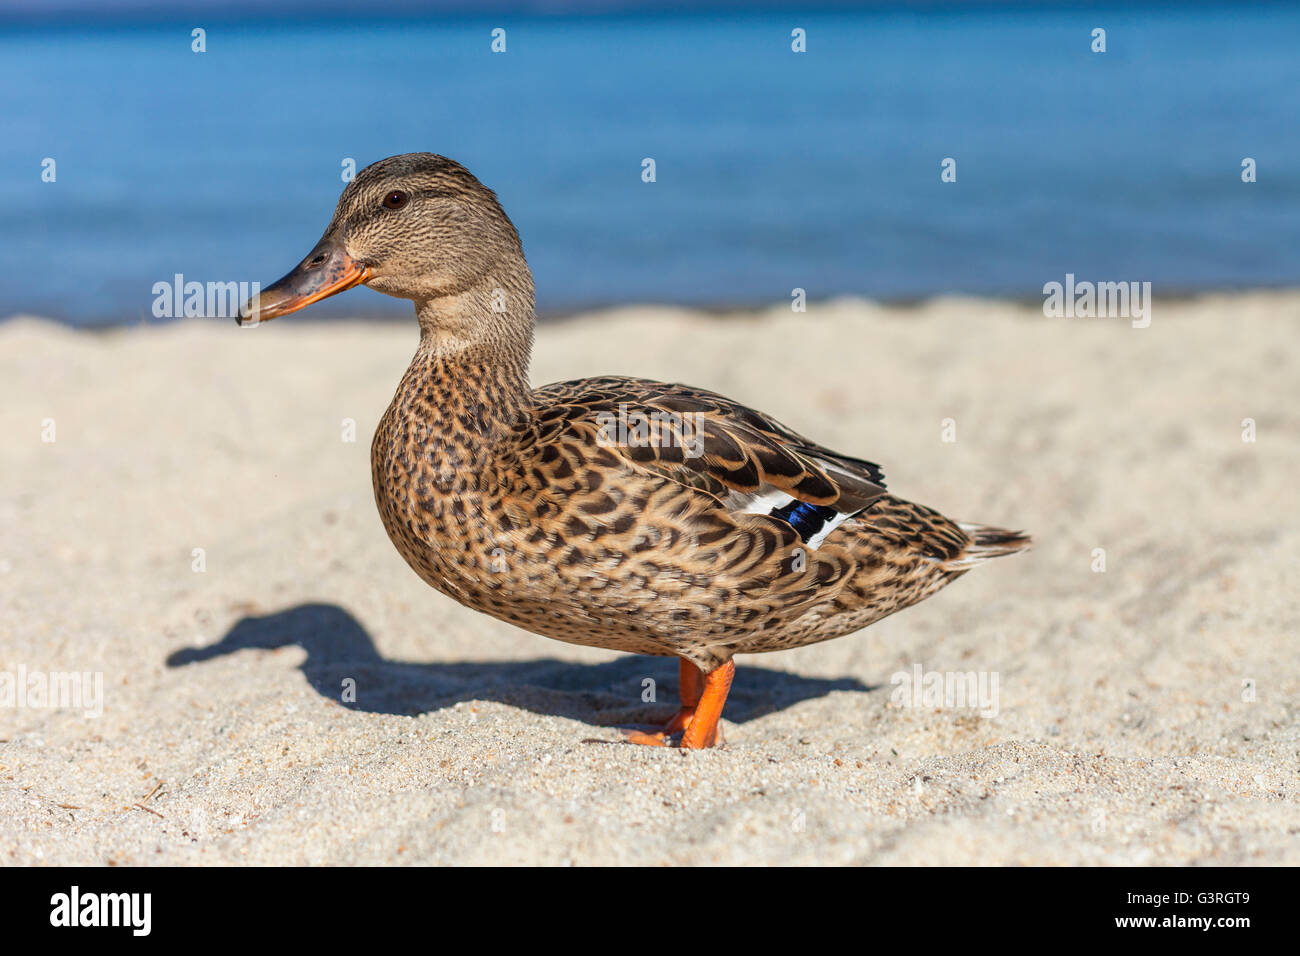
[{"x1": 529, "y1": 377, "x2": 889, "y2": 544}]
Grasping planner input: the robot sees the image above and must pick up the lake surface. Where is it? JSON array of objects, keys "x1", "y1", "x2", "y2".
[{"x1": 2, "y1": 3, "x2": 1298, "y2": 325}]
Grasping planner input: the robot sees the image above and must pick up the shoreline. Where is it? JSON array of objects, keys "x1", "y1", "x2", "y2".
[{"x1": 7, "y1": 283, "x2": 1300, "y2": 332}]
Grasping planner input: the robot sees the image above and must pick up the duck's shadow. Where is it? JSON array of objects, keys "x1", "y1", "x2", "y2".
[{"x1": 166, "y1": 602, "x2": 874, "y2": 730}]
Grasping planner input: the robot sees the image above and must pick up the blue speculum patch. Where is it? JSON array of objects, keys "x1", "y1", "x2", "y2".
[{"x1": 769, "y1": 500, "x2": 841, "y2": 543}]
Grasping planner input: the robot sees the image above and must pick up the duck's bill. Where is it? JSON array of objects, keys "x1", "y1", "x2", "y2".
[{"x1": 238, "y1": 239, "x2": 370, "y2": 326}]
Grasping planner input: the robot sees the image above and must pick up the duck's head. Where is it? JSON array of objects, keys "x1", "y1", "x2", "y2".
[{"x1": 240, "y1": 153, "x2": 529, "y2": 325}]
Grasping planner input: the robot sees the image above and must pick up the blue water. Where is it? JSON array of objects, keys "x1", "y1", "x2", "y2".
[{"x1": 2, "y1": 4, "x2": 1298, "y2": 325}]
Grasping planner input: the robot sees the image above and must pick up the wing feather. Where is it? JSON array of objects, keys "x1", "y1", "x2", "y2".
[{"x1": 530, "y1": 377, "x2": 888, "y2": 520}]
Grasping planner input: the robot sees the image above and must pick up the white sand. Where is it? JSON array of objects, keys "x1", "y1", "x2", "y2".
[{"x1": 1, "y1": 293, "x2": 1297, "y2": 865}]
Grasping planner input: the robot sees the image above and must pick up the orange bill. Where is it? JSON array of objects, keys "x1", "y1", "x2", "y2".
[{"x1": 239, "y1": 236, "x2": 370, "y2": 325}]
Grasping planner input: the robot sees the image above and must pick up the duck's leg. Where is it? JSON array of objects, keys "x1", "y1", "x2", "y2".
[
  {"x1": 679, "y1": 660, "x2": 733, "y2": 749},
  {"x1": 624, "y1": 658, "x2": 712, "y2": 746},
  {"x1": 665, "y1": 658, "x2": 703, "y2": 732}
]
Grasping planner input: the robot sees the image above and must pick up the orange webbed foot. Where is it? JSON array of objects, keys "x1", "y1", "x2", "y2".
[{"x1": 622, "y1": 659, "x2": 733, "y2": 749}]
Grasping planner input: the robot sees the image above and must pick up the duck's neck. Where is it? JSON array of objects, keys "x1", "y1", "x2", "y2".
[{"x1": 392, "y1": 282, "x2": 536, "y2": 462}]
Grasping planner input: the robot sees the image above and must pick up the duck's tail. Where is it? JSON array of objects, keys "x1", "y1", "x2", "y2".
[{"x1": 946, "y1": 522, "x2": 1032, "y2": 569}]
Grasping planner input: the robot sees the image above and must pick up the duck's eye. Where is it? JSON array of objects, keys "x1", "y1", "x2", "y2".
[{"x1": 382, "y1": 190, "x2": 409, "y2": 210}]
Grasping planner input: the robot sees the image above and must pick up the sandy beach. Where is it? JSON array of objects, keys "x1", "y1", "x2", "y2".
[{"x1": 1, "y1": 293, "x2": 1297, "y2": 866}]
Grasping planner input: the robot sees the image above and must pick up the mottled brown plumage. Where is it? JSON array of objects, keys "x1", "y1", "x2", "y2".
[{"x1": 243, "y1": 153, "x2": 1030, "y2": 748}]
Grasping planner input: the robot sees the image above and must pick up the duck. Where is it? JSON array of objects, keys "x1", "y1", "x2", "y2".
[{"x1": 239, "y1": 152, "x2": 1030, "y2": 749}]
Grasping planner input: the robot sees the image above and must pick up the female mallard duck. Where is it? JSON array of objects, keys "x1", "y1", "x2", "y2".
[{"x1": 241, "y1": 153, "x2": 1029, "y2": 749}]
